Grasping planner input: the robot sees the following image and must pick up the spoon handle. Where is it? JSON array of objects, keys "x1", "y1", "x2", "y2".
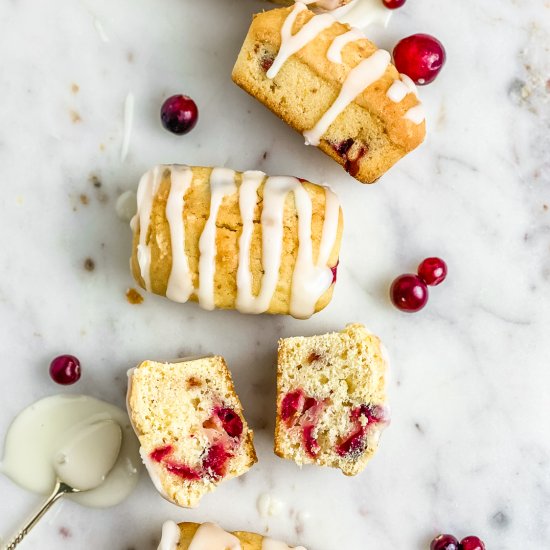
[{"x1": 4, "y1": 480, "x2": 75, "y2": 550}]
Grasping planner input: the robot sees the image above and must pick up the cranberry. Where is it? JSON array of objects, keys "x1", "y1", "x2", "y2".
[
  {"x1": 165, "y1": 461, "x2": 201, "y2": 481},
  {"x1": 418, "y1": 257, "x2": 447, "y2": 286},
  {"x1": 460, "y1": 536, "x2": 486, "y2": 550},
  {"x1": 393, "y1": 34, "x2": 446, "y2": 85},
  {"x1": 331, "y1": 261, "x2": 339, "y2": 284},
  {"x1": 430, "y1": 534, "x2": 459, "y2": 550},
  {"x1": 260, "y1": 55, "x2": 274, "y2": 72},
  {"x1": 383, "y1": 0, "x2": 406, "y2": 8},
  {"x1": 336, "y1": 425, "x2": 365, "y2": 457},
  {"x1": 216, "y1": 408, "x2": 243, "y2": 438},
  {"x1": 49, "y1": 355, "x2": 81, "y2": 385},
  {"x1": 160, "y1": 94, "x2": 198, "y2": 135},
  {"x1": 390, "y1": 274, "x2": 429, "y2": 312},
  {"x1": 281, "y1": 390, "x2": 305, "y2": 424},
  {"x1": 150, "y1": 445, "x2": 173, "y2": 463},
  {"x1": 302, "y1": 425, "x2": 320, "y2": 457},
  {"x1": 203, "y1": 443, "x2": 232, "y2": 479},
  {"x1": 334, "y1": 138, "x2": 354, "y2": 157}
]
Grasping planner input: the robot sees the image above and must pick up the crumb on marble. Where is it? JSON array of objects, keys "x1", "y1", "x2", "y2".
[
  {"x1": 89, "y1": 174, "x2": 102, "y2": 188},
  {"x1": 263, "y1": 151, "x2": 268, "y2": 160},
  {"x1": 71, "y1": 83, "x2": 79, "y2": 94},
  {"x1": 58, "y1": 527, "x2": 71, "y2": 538},
  {"x1": 126, "y1": 288, "x2": 144, "y2": 305},
  {"x1": 84, "y1": 258, "x2": 95, "y2": 272},
  {"x1": 69, "y1": 110, "x2": 82, "y2": 123},
  {"x1": 543, "y1": 204, "x2": 548, "y2": 211},
  {"x1": 127, "y1": 52, "x2": 134, "y2": 63},
  {"x1": 79, "y1": 194, "x2": 89, "y2": 205},
  {"x1": 99, "y1": 143, "x2": 105, "y2": 151}
]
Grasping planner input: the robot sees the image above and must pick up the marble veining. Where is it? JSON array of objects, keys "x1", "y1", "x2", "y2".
[{"x1": 0, "y1": 0, "x2": 549, "y2": 549}]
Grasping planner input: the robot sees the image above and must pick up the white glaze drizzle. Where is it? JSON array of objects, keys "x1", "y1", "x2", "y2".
[
  {"x1": 404, "y1": 104, "x2": 426, "y2": 125},
  {"x1": 386, "y1": 73, "x2": 418, "y2": 102},
  {"x1": 267, "y1": 3, "x2": 335, "y2": 79},
  {"x1": 166, "y1": 165, "x2": 194, "y2": 303},
  {"x1": 133, "y1": 166, "x2": 163, "y2": 290},
  {"x1": 262, "y1": 539, "x2": 307, "y2": 550},
  {"x1": 197, "y1": 168, "x2": 237, "y2": 310},
  {"x1": 331, "y1": 0, "x2": 392, "y2": 29},
  {"x1": 290, "y1": 186, "x2": 340, "y2": 318},
  {"x1": 188, "y1": 523, "x2": 241, "y2": 550},
  {"x1": 303, "y1": 49, "x2": 390, "y2": 146},
  {"x1": 158, "y1": 521, "x2": 181, "y2": 550},
  {"x1": 326, "y1": 27, "x2": 362, "y2": 64}
]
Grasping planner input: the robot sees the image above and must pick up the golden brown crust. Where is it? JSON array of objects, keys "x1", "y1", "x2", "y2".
[
  {"x1": 232, "y1": 6, "x2": 426, "y2": 184},
  {"x1": 130, "y1": 166, "x2": 343, "y2": 317}
]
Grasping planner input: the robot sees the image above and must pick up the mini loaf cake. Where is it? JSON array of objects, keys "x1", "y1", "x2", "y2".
[
  {"x1": 130, "y1": 164, "x2": 343, "y2": 319},
  {"x1": 157, "y1": 521, "x2": 307, "y2": 550},
  {"x1": 275, "y1": 324, "x2": 389, "y2": 475},
  {"x1": 232, "y1": 3, "x2": 426, "y2": 184},
  {"x1": 127, "y1": 357, "x2": 257, "y2": 508}
]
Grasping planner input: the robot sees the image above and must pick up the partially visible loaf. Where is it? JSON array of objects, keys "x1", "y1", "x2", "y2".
[
  {"x1": 158, "y1": 521, "x2": 307, "y2": 550},
  {"x1": 275, "y1": 324, "x2": 389, "y2": 475},
  {"x1": 127, "y1": 357, "x2": 257, "y2": 508},
  {"x1": 232, "y1": 5, "x2": 426, "y2": 184},
  {"x1": 130, "y1": 164, "x2": 343, "y2": 319}
]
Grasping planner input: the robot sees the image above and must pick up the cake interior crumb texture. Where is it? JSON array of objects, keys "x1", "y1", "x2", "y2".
[
  {"x1": 128, "y1": 356, "x2": 257, "y2": 508},
  {"x1": 275, "y1": 323, "x2": 389, "y2": 475}
]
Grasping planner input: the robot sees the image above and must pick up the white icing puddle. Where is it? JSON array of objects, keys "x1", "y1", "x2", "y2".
[{"x1": 0, "y1": 394, "x2": 141, "y2": 507}]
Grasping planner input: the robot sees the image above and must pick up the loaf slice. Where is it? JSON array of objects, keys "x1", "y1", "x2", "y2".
[
  {"x1": 127, "y1": 357, "x2": 257, "y2": 508},
  {"x1": 275, "y1": 324, "x2": 389, "y2": 475},
  {"x1": 157, "y1": 521, "x2": 307, "y2": 549},
  {"x1": 232, "y1": 5, "x2": 425, "y2": 184}
]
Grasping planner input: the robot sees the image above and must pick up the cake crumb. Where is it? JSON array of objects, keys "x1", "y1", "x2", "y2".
[
  {"x1": 84, "y1": 258, "x2": 95, "y2": 272},
  {"x1": 89, "y1": 174, "x2": 102, "y2": 188},
  {"x1": 58, "y1": 527, "x2": 71, "y2": 538},
  {"x1": 69, "y1": 110, "x2": 82, "y2": 123},
  {"x1": 79, "y1": 194, "x2": 89, "y2": 205},
  {"x1": 126, "y1": 288, "x2": 144, "y2": 304},
  {"x1": 71, "y1": 83, "x2": 79, "y2": 94}
]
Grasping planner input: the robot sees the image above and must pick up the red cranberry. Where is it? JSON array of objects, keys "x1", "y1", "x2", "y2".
[
  {"x1": 150, "y1": 445, "x2": 173, "y2": 463},
  {"x1": 460, "y1": 536, "x2": 486, "y2": 550},
  {"x1": 393, "y1": 34, "x2": 446, "y2": 85},
  {"x1": 281, "y1": 390, "x2": 305, "y2": 424},
  {"x1": 331, "y1": 261, "x2": 339, "y2": 284},
  {"x1": 383, "y1": 0, "x2": 406, "y2": 8},
  {"x1": 160, "y1": 94, "x2": 198, "y2": 135},
  {"x1": 336, "y1": 425, "x2": 366, "y2": 457},
  {"x1": 430, "y1": 534, "x2": 459, "y2": 550},
  {"x1": 418, "y1": 257, "x2": 447, "y2": 286},
  {"x1": 165, "y1": 461, "x2": 201, "y2": 481},
  {"x1": 216, "y1": 408, "x2": 243, "y2": 438},
  {"x1": 390, "y1": 274, "x2": 429, "y2": 312},
  {"x1": 49, "y1": 355, "x2": 81, "y2": 385},
  {"x1": 203, "y1": 443, "x2": 231, "y2": 479},
  {"x1": 302, "y1": 425, "x2": 320, "y2": 457}
]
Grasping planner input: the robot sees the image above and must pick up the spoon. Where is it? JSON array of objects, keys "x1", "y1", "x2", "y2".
[{"x1": 4, "y1": 419, "x2": 122, "y2": 549}]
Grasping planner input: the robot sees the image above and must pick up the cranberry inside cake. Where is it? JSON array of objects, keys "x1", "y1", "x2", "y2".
[
  {"x1": 275, "y1": 324, "x2": 389, "y2": 475},
  {"x1": 127, "y1": 357, "x2": 257, "y2": 507}
]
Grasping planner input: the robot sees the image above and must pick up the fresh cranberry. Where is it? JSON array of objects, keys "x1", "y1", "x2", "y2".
[
  {"x1": 430, "y1": 534, "x2": 459, "y2": 550},
  {"x1": 393, "y1": 34, "x2": 446, "y2": 85},
  {"x1": 352, "y1": 404, "x2": 384, "y2": 424},
  {"x1": 331, "y1": 261, "x2": 339, "y2": 284},
  {"x1": 390, "y1": 274, "x2": 429, "y2": 312},
  {"x1": 383, "y1": 0, "x2": 406, "y2": 8},
  {"x1": 460, "y1": 536, "x2": 486, "y2": 550},
  {"x1": 150, "y1": 445, "x2": 173, "y2": 463},
  {"x1": 160, "y1": 94, "x2": 198, "y2": 135},
  {"x1": 418, "y1": 257, "x2": 447, "y2": 286},
  {"x1": 165, "y1": 461, "x2": 201, "y2": 481},
  {"x1": 302, "y1": 425, "x2": 320, "y2": 457},
  {"x1": 216, "y1": 408, "x2": 243, "y2": 438},
  {"x1": 49, "y1": 355, "x2": 81, "y2": 385},
  {"x1": 281, "y1": 390, "x2": 305, "y2": 424},
  {"x1": 203, "y1": 443, "x2": 231, "y2": 479}
]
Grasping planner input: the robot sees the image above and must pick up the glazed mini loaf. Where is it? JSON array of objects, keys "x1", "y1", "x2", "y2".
[
  {"x1": 232, "y1": 3, "x2": 426, "y2": 184},
  {"x1": 127, "y1": 357, "x2": 257, "y2": 508},
  {"x1": 130, "y1": 165, "x2": 343, "y2": 319},
  {"x1": 275, "y1": 324, "x2": 389, "y2": 475},
  {"x1": 157, "y1": 521, "x2": 307, "y2": 550}
]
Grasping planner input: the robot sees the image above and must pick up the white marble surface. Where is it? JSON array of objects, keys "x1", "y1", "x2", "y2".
[{"x1": 0, "y1": 0, "x2": 549, "y2": 548}]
